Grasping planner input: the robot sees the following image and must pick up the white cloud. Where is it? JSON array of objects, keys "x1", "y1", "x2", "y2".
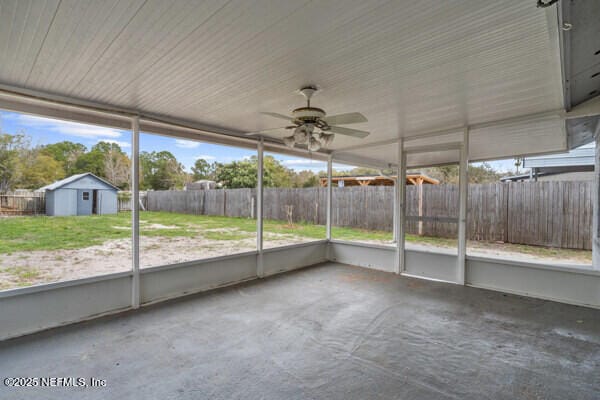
[
  {"x1": 98, "y1": 139, "x2": 131, "y2": 148},
  {"x1": 11, "y1": 114, "x2": 123, "y2": 139},
  {"x1": 175, "y1": 139, "x2": 200, "y2": 149},
  {"x1": 194, "y1": 155, "x2": 216, "y2": 161}
]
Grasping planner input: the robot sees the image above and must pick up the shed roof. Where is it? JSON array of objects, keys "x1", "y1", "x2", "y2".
[{"x1": 38, "y1": 173, "x2": 119, "y2": 192}]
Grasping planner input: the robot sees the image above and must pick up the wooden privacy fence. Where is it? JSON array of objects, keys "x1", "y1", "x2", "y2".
[
  {"x1": 0, "y1": 192, "x2": 45, "y2": 215},
  {"x1": 146, "y1": 181, "x2": 593, "y2": 250},
  {"x1": 117, "y1": 192, "x2": 149, "y2": 212}
]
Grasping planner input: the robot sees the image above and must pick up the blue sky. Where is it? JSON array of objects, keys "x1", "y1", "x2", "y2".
[
  {"x1": 0, "y1": 110, "x2": 519, "y2": 174},
  {"x1": 0, "y1": 110, "x2": 331, "y2": 172}
]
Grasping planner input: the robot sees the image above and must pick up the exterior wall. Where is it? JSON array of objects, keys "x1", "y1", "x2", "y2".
[
  {"x1": 98, "y1": 190, "x2": 118, "y2": 214},
  {"x1": 45, "y1": 180, "x2": 117, "y2": 216},
  {"x1": 537, "y1": 171, "x2": 594, "y2": 182},
  {"x1": 47, "y1": 189, "x2": 78, "y2": 216}
]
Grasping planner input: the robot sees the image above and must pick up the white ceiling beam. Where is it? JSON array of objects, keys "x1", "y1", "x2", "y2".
[
  {"x1": 332, "y1": 152, "x2": 397, "y2": 170},
  {"x1": 565, "y1": 96, "x2": 600, "y2": 120},
  {"x1": 404, "y1": 142, "x2": 462, "y2": 155}
]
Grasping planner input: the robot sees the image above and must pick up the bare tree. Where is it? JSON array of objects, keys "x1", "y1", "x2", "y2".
[{"x1": 103, "y1": 146, "x2": 130, "y2": 189}]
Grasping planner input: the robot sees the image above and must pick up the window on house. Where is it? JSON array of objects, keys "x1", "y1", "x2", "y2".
[{"x1": 82, "y1": 192, "x2": 89, "y2": 200}]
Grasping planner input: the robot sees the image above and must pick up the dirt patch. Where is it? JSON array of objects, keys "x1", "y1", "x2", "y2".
[
  {"x1": 0, "y1": 231, "x2": 314, "y2": 290},
  {"x1": 146, "y1": 223, "x2": 179, "y2": 230},
  {"x1": 405, "y1": 241, "x2": 591, "y2": 266}
]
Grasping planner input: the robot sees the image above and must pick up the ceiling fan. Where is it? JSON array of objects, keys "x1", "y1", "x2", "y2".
[{"x1": 248, "y1": 86, "x2": 369, "y2": 152}]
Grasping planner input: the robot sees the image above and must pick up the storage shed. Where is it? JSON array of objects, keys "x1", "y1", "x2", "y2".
[{"x1": 38, "y1": 173, "x2": 119, "y2": 216}]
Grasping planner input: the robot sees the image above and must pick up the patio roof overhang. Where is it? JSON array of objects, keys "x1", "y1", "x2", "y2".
[{"x1": 0, "y1": 0, "x2": 598, "y2": 169}]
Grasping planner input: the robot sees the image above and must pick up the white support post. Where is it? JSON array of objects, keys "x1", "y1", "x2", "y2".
[
  {"x1": 256, "y1": 138, "x2": 264, "y2": 277},
  {"x1": 393, "y1": 173, "x2": 398, "y2": 243},
  {"x1": 395, "y1": 138, "x2": 406, "y2": 274},
  {"x1": 326, "y1": 154, "x2": 333, "y2": 241},
  {"x1": 457, "y1": 126, "x2": 469, "y2": 284},
  {"x1": 131, "y1": 116, "x2": 140, "y2": 308},
  {"x1": 593, "y1": 127, "x2": 600, "y2": 270}
]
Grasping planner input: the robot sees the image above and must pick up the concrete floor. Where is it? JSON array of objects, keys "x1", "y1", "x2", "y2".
[{"x1": 1, "y1": 263, "x2": 599, "y2": 400}]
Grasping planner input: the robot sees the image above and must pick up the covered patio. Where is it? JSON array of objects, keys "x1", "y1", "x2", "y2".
[{"x1": 0, "y1": 0, "x2": 599, "y2": 398}]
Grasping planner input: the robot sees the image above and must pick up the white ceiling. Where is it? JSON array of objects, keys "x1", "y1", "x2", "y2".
[{"x1": 0, "y1": 0, "x2": 564, "y2": 166}]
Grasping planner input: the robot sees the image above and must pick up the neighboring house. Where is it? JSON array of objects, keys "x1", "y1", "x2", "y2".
[
  {"x1": 38, "y1": 173, "x2": 119, "y2": 216},
  {"x1": 501, "y1": 144, "x2": 594, "y2": 182}
]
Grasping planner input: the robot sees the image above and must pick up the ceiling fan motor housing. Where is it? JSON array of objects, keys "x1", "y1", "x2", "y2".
[{"x1": 291, "y1": 107, "x2": 329, "y2": 129}]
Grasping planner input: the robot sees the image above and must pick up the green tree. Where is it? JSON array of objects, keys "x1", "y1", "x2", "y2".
[
  {"x1": 214, "y1": 160, "x2": 256, "y2": 188},
  {"x1": 263, "y1": 155, "x2": 293, "y2": 187},
  {"x1": 140, "y1": 150, "x2": 185, "y2": 190},
  {"x1": 212, "y1": 155, "x2": 296, "y2": 188},
  {"x1": 292, "y1": 170, "x2": 320, "y2": 188},
  {"x1": 17, "y1": 149, "x2": 65, "y2": 189},
  {"x1": 191, "y1": 158, "x2": 214, "y2": 181},
  {"x1": 73, "y1": 149, "x2": 105, "y2": 177},
  {"x1": 421, "y1": 164, "x2": 502, "y2": 184},
  {"x1": 330, "y1": 166, "x2": 381, "y2": 177},
  {"x1": 41, "y1": 141, "x2": 86, "y2": 176},
  {"x1": 0, "y1": 133, "x2": 28, "y2": 192},
  {"x1": 468, "y1": 163, "x2": 502, "y2": 183},
  {"x1": 70, "y1": 141, "x2": 131, "y2": 188}
]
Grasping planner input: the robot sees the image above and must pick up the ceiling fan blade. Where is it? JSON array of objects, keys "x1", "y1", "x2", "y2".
[
  {"x1": 260, "y1": 112, "x2": 292, "y2": 121},
  {"x1": 245, "y1": 126, "x2": 291, "y2": 136},
  {"x1": 328, "y1": 125, "x2": 370, "y2": 138},
  {"x1": 322, "y1": 112, "x2": 367, "y2": 125}
]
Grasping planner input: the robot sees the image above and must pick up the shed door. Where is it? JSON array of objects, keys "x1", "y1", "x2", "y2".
[
  {"x1": 96, "y1": 191, "x2": 103, "y2": 214},
  {"x1": 77, "y1": 190, "x2": 93, "y2": 215}
]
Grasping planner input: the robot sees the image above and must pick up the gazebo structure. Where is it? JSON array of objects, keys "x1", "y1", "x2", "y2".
[
  {"x1": 0, "y1": 1, "x2": 599, "y2": 399},
  {"x1": 319, "y1": 173, "x2": 439, "y2": 187}
]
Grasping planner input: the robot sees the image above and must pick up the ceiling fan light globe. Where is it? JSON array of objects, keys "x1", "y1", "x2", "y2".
[
  {"x1": 308, "y1": 137, "x2": 321, "y2": 152},
  {"x1": 294, "y1": 126, "x2": 309, "y2": 144},
  {"x1": 283, "y1": 135, "x2": 296, "y2": 148}
]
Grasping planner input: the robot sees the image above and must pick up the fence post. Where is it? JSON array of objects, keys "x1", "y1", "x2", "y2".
[
  {"x1": 256, "y1": 138, "x2": 264, "y2": 277},
  {"x1": 131, "y1": 116, "x2": 141, "y2": 308},
  {"x1": 457, "y1": 126, "x2": 469, "y2": 284}
]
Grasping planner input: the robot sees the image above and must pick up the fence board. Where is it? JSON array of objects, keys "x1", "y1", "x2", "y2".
[
  {"x1": 145, "y1": 181, "x2": 593, "y2": 250},
  {"x1": 0, "y1": 192, "x2": 45, "y2": 215}
]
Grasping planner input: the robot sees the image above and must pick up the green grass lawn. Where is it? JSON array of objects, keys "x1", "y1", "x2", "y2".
[
  {"x1": 0, "y1": 211, "x2": 390, "y2": 254},
  {"x1": 0, "y1": 211, "x2": 591, "y2": 263}
]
